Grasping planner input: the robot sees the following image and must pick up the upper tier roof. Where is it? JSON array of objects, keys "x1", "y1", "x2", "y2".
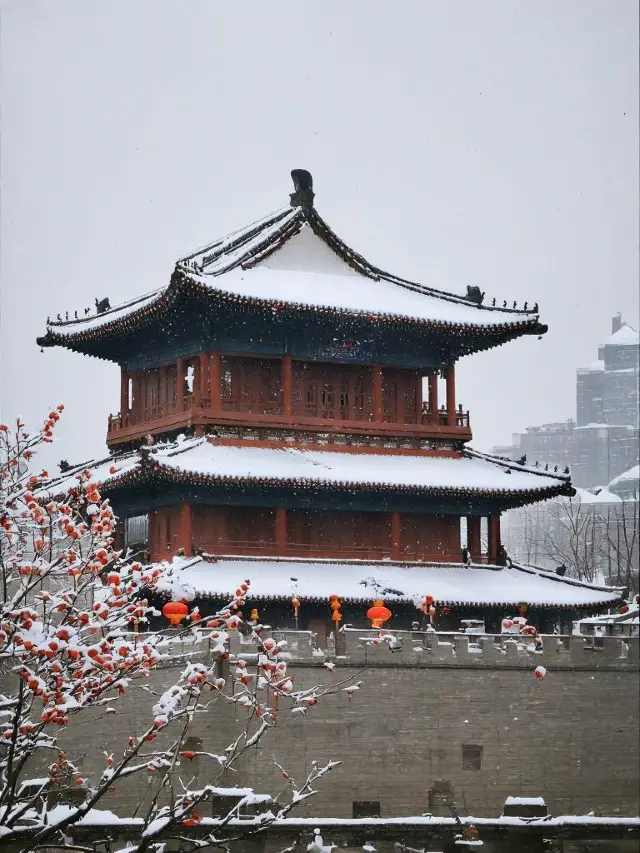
[
  {"x1": 42, "y1": 437, "x2": 573, "y2": 507},
  {"x1": 37, "y1": 170, "x2": 547, "y2": 362}
]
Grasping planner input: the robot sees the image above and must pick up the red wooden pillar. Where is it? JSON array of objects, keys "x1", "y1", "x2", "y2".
[
  {"x1": 391, "y1": 511, "x2": 401, "y2": 560},
  {"x1": 120, "y1": 369, "x2": 129, "y2": 421},
  {"x1": 150, "y1": 508, "x2": 165, "y2": 560},
  {"x1": 158, "y1": 366, "x2": 166, "y2": 412},
  {"x1": 275, "y1": 507, "x2": 287, "y2": 553},
  {"x1": 148, "y1": 510, "x2": 157, "y2": 561},
  {"x1": 209, "y1": 353, "x2": 221, "y2": 415},
  {"x1": 282, "y1": 356, "x2": 293, "y2": 417},
  {"x1": 176, "y1": 358, "x2": 186, "y2": 411},
  {"x1": 373, "y1": 364, "x2": 383, "y2": 422},
  {"x1": 415, "y1": 372, "x2": 423, "y2": 422},
  {"x1": 488, "y1": 514, "x2": 501, "y2": 564},
  {"x1": 178, "y1": 503, "x2": 192, "y2": 556},
  {"x1": 428, "y1": 372, "x2": 438, "y2": 418},
  {"x1": 395, "y1": 372, "x2": 405, "y2": 424},
  {"x1": 446, "y1": 364, "x2": 456, "y2": 427},
  {"x1": 132, "y1": 372, "x2": 143, "y2": 421},
  {"x1": 467, "y1": 516, "x2": 481, "y2": 562}
]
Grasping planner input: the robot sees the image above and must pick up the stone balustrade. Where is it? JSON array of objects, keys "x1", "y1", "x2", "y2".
[{"x1": 226, "y1": 627, "x2": 639, "y2": 670}]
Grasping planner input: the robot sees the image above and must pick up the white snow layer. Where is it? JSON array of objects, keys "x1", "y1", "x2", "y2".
[
  {"x1": 604, "y1": 323, "x2": 640, "y2": 347},
  {"x1": 51, "y1": 217, "x2": 535, "y2": 336},
  {"x1": 147, "y1": 440, "x2": 565, "y2": 493},
  {"x1": 192, "y1": 264, "x2": 519, "y2": 328},
  {"x1": 609, "y1": 464, "x2": 639, "y2": 487},
  {"x1": 44, "y1": 439, "x2": 566, "y2": 497},
  {"x1": 504, "y1": 797, "x2": 546, "y2": 806},
  {"x1": 155, "y1": 555, "x2": 620, "y2": 607}
]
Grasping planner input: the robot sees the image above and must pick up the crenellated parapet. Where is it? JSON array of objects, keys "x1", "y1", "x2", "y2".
[{"x1": 226, "y1": 627, "x2": 639, "y2": 672}]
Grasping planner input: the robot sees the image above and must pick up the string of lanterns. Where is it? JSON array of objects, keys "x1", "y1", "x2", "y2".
[{"x1": 329, "y1": 595, "x2": 342, "y2": 625}]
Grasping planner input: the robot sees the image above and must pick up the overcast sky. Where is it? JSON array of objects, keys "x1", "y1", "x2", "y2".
[{"x1": 1, "y1": 0, "x2": 638, "y2": 471}]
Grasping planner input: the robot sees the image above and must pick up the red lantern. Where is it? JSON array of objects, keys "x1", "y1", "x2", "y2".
[
  {"x1": 367, "y1": 601, "x2": 392, "y2": 628},
  {"x1": 619, "y1": 604, "x2": 630, "y2": 614},
  {"x1": 420, "y1": 595, "x2": 434, "y2": 614},
  {"x1": 534, "y1": 665, "x2": 546, "y2": 681},
  {"x1": 162, "y1": 601, "x2": 189, "y2": 626}
]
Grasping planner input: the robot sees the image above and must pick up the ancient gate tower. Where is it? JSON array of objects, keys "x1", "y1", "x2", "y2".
[{"x1": 38, "y1": 170, "x2": 619, "y2": 632}]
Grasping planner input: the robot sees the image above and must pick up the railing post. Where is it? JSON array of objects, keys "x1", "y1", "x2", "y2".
[
  {"x1": 446, "y1": 363, "x2": 456, "y2": 427},
  {"x1": 373, "y1": 364, "x2": 383, "y2": 422},
  {"x1": 282, "y1": 355, "x2": 292, "y2": 417}
]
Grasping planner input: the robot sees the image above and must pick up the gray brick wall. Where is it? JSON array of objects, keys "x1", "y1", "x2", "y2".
[{"x1": 49, "y1": 641, "x2": 639, "y2": 821}]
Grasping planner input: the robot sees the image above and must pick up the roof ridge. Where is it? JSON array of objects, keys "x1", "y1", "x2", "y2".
[
  {"x1": 463, "y1": 447, "x2": 573, "y2": 484},
  {"x1": 178, "y1": 205, "x2": 294, "y2": 264},
  {"x1": 510, "y1": 561, "x2": 624, "y2": 594},
  {"x1": 47, "y1": 287, "x2": 165, "y2": 329}
]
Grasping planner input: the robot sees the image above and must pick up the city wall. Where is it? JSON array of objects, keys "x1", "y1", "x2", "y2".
[{"x1": 52, "y1": 628, "x2": 639, "y2": 821}]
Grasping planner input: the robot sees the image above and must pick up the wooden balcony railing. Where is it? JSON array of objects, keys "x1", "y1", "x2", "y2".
[
  {"x1": 179, "y1": 538, "x2": 487, "y2": 564},
  {"x1": 107, "y1": 392, "x2": 471, "y2": 443}
]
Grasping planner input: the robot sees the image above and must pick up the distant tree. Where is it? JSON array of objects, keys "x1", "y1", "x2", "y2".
[
  {"x1": 597, "y1": 499, "x2": 640, "y2": 592},
  {"x1": 523, "y1": 497, "x2": 602, "y2": 583}
]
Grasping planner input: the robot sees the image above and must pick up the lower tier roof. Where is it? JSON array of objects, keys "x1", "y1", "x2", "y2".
[
  {"x1": 155, "y1": 555, "x2": 621, "y2": 610},
  {"x1": 46, "y1": 437, "x2": 573, "y2": 505}
]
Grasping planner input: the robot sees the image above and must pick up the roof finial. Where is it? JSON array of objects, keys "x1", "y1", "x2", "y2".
[{"x1": 290, "y1": 169, "x2": 314, "y2": 208}]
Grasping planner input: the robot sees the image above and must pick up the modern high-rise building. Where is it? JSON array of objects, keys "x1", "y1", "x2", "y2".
[{"x1": 495, "y1": 315, "x2": 639, "y2": 488}]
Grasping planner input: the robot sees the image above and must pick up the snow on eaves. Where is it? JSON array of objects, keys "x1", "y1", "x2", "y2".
[
  {"x1": 39, "y1": 203, "x2": 543, "y2": 343},
  {"x1": 154, "y1": 554, "x2": 621, "y2": 608},
  {"x1": 42, "y1": 437, "x2": 571, "y2": 500}
]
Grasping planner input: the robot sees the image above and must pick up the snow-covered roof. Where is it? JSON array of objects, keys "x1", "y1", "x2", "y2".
[
  {"x1": 604, "y1": 323, "x2": 640, "y2": 347},
  {"x1": 609, "y1": 464, "x2": 639, "y2": 487},
  {"x1": 37, "y1": 171, "x2": 546, "y2": 359},
  {"x1": 564, "y1": 487, "x2": 623, "y2": 505},
  {"x1": 577, "y1": 359, "x2": 605, "y2": 373},
  {"x1": 575, "y1": 600, "x2": 639, "y2": 626},
  {"x1": 155, "y1": 554, "x2": 622, "y2": 609},
  {"x1": 44, "y1": 438, "x2": 573, "y2": 503}
]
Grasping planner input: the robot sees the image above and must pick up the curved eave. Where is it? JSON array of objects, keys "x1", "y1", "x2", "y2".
[
  {"x1": 181, "y1": 272, "x2": 548, "y2": 352},
  {"x1": 155, "y1": 589, "x2": 620, "y2": 610},
  {"x1": 101, "y1": 462, "x2": 574, "y2": 507},
  {"x1": 37, "y1": 268, "x2": 547, "y2": 362}
]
